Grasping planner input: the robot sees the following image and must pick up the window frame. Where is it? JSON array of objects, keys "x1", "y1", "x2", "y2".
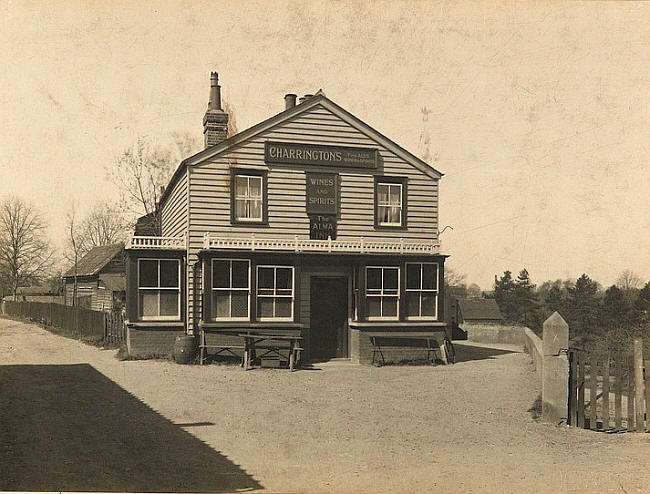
[
  {"x1": 374, "y1": 176, "x2": 407, "y2": 229},
  {"x1": 211, "y1": 258, "x2": 251, "y2": 321},
  {"x1": 256, "y1": 265, "x2": 295, "y2": 321},
  {"x1": 405, "y1": 262, "x2": 439, "y2": 320},
  {"x1": 365, "y1": 265, "x2": 400, "y2": 321},
  {"x1": 137, "y1": 258, "x2": 181, "y2": 321},
  {"x1": 230, "y1": 168, "x2": 268, "y2": 225}
]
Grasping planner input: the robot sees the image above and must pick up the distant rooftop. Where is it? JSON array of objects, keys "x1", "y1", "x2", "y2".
[
  {"x1": 63, "y1": 244, "x2": 124, "y2": 278},
  {"x1": 458, "y1": 298, "x2": 503, "y2": 321}
]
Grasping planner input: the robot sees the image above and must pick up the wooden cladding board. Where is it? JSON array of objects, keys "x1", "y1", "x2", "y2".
[
  {"x1": 161, "y1": 168, "x2": 187, "y2": 238},
  {"x1": 178, "y1": 103, "x2": 440, "y2": 330},
  {"x1": 188, "y1": 104, "x2": 439, "y2": 242}
]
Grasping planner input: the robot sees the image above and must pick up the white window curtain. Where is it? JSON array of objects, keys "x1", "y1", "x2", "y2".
[
  {"x1": 377, "y1": 183, "x2": 402, "y2": 226},
  {"x1": 234, "y1": 175, "x2": 262, "y2": 221}
]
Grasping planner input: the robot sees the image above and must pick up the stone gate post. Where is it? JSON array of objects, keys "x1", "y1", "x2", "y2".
[{"x1": 542, "y1": 312, "x2": 569, "y2": 424}]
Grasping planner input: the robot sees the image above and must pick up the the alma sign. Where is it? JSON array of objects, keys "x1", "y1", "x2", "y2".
[
  {"x1": 265, "y1": 141, "x2": 378, "y2": 169},
  {"x1": 310, "y1": 215, "x2": 337, "y2": 240}
]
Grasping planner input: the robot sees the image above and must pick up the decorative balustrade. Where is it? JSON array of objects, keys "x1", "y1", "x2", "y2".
[
  {"x1": 203, "y1": 234, "x2": 439, "y2": 255},
  {"x1": 127, "y1": 236, "x2": 186, "y2": 250}
]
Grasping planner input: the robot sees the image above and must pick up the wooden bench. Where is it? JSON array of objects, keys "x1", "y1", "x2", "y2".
[
  {"x1": 198, "y1": 329, "x2": 245, "y2": 365},
  {"x1": 366, "y1": 332, "x2": 452, "y2": 365}
]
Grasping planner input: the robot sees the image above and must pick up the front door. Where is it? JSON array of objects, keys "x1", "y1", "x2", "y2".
[{"x1": 310, "y1": 277, "x2": 348, "y2": 360}]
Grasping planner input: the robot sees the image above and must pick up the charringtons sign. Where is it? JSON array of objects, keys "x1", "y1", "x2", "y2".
[{"x1": 265, "y1": 141, "x2": 378, "y2": 169}]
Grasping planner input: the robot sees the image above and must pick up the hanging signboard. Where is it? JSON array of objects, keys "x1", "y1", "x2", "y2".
[
  {"x1": 265, "y1": 141, "x2": 378, "y2": 169},
  {"x1": 305, "y1": 172, "x2": 338, "y2": 215},
  {"x1": 309, "y1": 215, "x2": 337, "y2": 240}
]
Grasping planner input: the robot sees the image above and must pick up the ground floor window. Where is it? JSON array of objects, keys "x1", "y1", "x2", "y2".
[
  {"x1": 405, "y1": 262, "x2": 438, "y2": 318},
  {"x1": 366, "y1": 266, "x2": 399, "y2": 319},
  {"x1": 257, "y1": 265, "x2": 294, "y2": 320},
  {"x1": 138, "y1": 259, "x2": 180, "y2": 320},
  {"x1": 212, "y1": 259, "x2": 250, "y2": 320}
]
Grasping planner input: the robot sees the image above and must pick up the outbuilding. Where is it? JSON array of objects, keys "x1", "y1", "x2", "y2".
[
  {"x1": 125, "y1": 73, "x2": 449, "y2": 364},
  {"x1": 63, "y1": 244, "x2": 126, "y2": 312}
]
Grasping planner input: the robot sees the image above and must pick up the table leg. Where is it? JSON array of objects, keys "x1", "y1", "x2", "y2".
[
  {"x1": 199, "y1": 330, "x2": 205, "y2": 366},
  {"x1": 440, "y1": 341, "x2": 448, "y2": 365}
]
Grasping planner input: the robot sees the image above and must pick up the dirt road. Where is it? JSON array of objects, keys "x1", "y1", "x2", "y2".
[{"x1": 1, "y1": 317, "x2": 648, "y2": 493}]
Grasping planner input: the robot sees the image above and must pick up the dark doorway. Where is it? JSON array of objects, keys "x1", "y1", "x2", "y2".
[{"x1": 310, "y1": 277, "x2": 349, "y2": 360}]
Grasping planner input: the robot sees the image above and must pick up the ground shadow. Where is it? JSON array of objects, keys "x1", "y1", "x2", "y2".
[
  {"x1": 0, "y1": 364, "x2": 262, "y2": 492},
  {"x1": 452, "y1": 343, "x2": 516, "y2": 363}
]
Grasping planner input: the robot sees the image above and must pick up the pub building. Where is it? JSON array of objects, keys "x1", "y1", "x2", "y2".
[{"x1": 125, "y1": 72, "x2": 449, "y2": 365}]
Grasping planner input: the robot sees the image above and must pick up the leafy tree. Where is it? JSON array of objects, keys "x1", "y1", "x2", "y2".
[
  {"x1": 466, "y1": 283, "x2": 483, "y2": 298},
  {"x1": 600, "y1": 285, "x2": 631, "y2": 329},
  {"x1": 631, "y1": 281, "x2": 650, "y2": 326},
  {"x1": 0, "y1": 196, "x2": 55, "y2": 299},
  {"x1": 566, "y1": 274, "x2": 601, "y2": 337},
  {"x1": 514, "y1": 268, "x2": 538, "y2": 325},
  {"x1": 494, "y1": 270, "x2": 517, "y2": 322}
]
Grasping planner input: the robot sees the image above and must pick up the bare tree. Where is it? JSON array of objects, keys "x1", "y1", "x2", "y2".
[
  {"x1": 78, "y1": 202, "x2": 129, "y2": 253},
  {"x1": 65, "y1": 203, "x2": 83, "y2": 307},
  {"x1": 107, "y1": 136, "x2": 173, "y2": 221},
  {"x1": 107, "y1": 134, "x2": 203, "y2": 231},
  {"x1": 616, "y1": 269, "x2": 643, "y2": 304},
  {"x1": 223, "y1": 100, "x2": 238, "y2": 137},
  {"x1": 0, "y1": 196, "x2": 55, "y2": 300},
  {"x1": 616, "y1": 269, "x2": 642, "y2": 292}
]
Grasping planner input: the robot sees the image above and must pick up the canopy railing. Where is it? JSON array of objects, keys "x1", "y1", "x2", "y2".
[{"x1": 203, "y1": 233, "x2": 439, "y2": 254}]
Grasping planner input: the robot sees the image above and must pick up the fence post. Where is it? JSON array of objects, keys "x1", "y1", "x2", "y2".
[
  {"x1": 542, "y1": 311, "x2": 569, "y2": 424},
  {"x1": 633, "y1": 339, "x2": 645, "y2": 432}
]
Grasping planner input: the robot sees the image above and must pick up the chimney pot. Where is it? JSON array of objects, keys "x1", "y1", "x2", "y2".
[
  {"x1": 284, "y1": 93, "x2": 297, "y2": 110},
  {"x1": 203, "y1": 71, "x2": 229, "y2": 148},
  {"x1": 304, "y1": 94, "x2": 313, "y2": 99}
]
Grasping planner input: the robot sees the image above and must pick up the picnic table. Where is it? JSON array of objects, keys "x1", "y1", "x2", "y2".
[{"x1": 238, "y1": 333, "x2": 303, "y2": 371}]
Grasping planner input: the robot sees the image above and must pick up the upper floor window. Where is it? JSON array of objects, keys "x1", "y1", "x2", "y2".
[
  {"x1": 138, "y1": 259, "x2": 180, "y2": 320},
  {"x1": 405, "y1": 263, "x2": 438, "y2": 319},
  {"x1": 366, "y1": 266, "x2": 399, "y2": 319},
  {"x1": 231, "y1": 169, "x2": 267, "y2": 224},
  {"x1": 212, "y1": 259, "x2": 250, "y2": 320},
  {"x1": 257, "y1": 266, "x2": 294, "y2": 320},
  {"x1": 375, "y1": 177, "x2": 407, "y2": 228}
]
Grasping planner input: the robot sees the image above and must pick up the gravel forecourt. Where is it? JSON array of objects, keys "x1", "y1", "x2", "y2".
[{"x1": 1, "y1": 317, "x2": 648, "y2": 493}]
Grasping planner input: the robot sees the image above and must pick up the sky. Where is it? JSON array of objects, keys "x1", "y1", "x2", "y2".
[{"x1": 1, "y1": 0, "x2": 649, "y2": 289}]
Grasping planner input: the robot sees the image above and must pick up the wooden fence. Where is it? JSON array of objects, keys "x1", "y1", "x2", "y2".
[
  {"x1": 2, "y1": 300, "x2": 125, "y2": 346},
  {"x1": 568, "y1": 344, "x2": 649, "y2": 432}
]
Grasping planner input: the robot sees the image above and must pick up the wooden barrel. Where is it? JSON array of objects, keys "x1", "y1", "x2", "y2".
[{"x1": 174, "y1": 335, "x2": 197, "y2": 364}]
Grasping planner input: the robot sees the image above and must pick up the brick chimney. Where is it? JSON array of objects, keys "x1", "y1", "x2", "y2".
[{"x1": 203, "y1": 72, "x2": 229, "y2": 148}]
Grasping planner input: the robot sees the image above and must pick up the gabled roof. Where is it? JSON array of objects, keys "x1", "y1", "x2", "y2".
[
  {"x1": 159, "y1": 91, "x2": 443, "y2": 210},
  {"x1": 458, "y1": 298, "x2": 503, "y2": 321},
  {"x1": 63, "y1": 244, "x2": 124, "y2": 278}
]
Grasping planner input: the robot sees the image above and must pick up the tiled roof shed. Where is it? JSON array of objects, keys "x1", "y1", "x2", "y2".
[
  {"x1": 63, "y1": 244, "x2": 124, "y2": 278},
  {"x1": 458, "y1": 298, "x2": 503, "y2": 322}
]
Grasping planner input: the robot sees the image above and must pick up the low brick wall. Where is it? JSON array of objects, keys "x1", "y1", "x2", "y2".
[
  {"x1": 127, "y1": 326, "x2": 185, "y2": 358},
  {"x1": 523, "y1": 328, "x2": 543, "y2": 386},
  {"x1": 350, "y1": 328, "x2": 447, "y2": 365},
  {"x1": 462, "y1": 322, "x2": 526, "y2": 345}
]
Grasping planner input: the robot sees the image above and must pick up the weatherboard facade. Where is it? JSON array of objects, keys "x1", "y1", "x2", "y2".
[{"x1": 125, "y1": 77, "x2": 447, "y2": 363}]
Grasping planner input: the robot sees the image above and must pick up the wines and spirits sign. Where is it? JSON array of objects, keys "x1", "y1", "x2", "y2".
[
  {"x1": 265, "y1": 141, "x2": 378, "y2": 169},
  {"x1": 305, "y1": 172, "x2": 338, "y2": 215}
]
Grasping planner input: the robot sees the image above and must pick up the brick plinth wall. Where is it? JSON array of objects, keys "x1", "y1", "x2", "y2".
[
  {"x1": 127, "y1": 327, "x2": 185, "y2": 358},
  {"x1": 350, "y1": 329, "x2": 446, "y2": 365}
]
